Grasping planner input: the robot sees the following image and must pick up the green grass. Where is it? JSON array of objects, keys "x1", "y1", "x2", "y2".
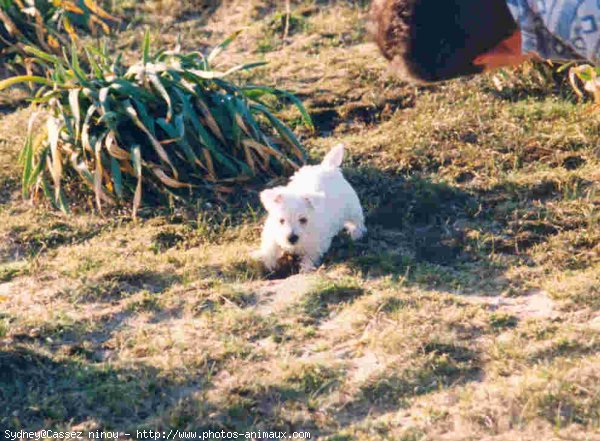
[{"x1": 0, "y1": 0, "x2": 599, "y2": 439}]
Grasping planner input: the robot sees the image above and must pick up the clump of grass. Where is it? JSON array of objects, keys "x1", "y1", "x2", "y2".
[
  {"x1": 0, "y1": 260, "x2": 27, "y2": 282},
  {"x1": 126, "y1": 290, "x2": 162, "y2": 312},
  {"x1": 544, "y1": 266, "x2": 600, "y2": 310},
  {"x1": 1, "y1": 30, "x2": 313, "y2": 215},
  {"x1": 0, "y1": 0, "x2": 118, "y2": 69},
  {"x1": 187, "y1": 284, "x2": 256, "y2": 316},
  {"x1": 215, "y1": 309, "x2": 281, "y2": 341},
  {"x1": 361, "y1": 346, "x2": 476, "y2": 406},
  {"x1": 301, "y1": 279, "x2": 365, "y2": 320},
  {"x1": 284, "y1": 363, "x2": 341, "y2": 396},
  {"x1": 489, "y1": 312, "x2": 519, "y2": 330}
]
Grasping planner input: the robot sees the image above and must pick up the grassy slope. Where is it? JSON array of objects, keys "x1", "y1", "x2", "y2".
[{"x1": 1, "y1": 1, "x2": 599, "y2": 439}]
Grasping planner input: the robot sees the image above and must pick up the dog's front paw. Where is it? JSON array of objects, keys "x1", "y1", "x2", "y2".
[
  {"x1": 299, "y1": 255, "x2": 319, "y2": 273},
  {"x1": 299, "y1": 263, "x2": 316, "y2": 273},
  {"x1": 251, "y1": 250, "x2": 278, "y2": 271},
  {"x1": 263, "y1": 255, "x2": 280, "y2": 272},
  {"x1": 346, "y1": 222, "x2": 367, "y2": 241}
]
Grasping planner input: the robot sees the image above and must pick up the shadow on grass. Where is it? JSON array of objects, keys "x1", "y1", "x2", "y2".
[
  {"x1": 55, "y1": 270, "x2": 182, "y2": 304},
  {"x1": 338, "y1": 341, "x2": 482, "y2": 424},
  {"x1": 172, "y1": 0, "x2": 222, "y2": 24},
  {"x1": 0, "y1": 100, "x2": 26, "y2": 116},
  {"x1": 5, "y1": 221, "x2": 104, "y2": 260},
  {"x1": 321, "y1": 168, "x2": 484, "y2": 287},
  {"x1": 2, "y1": 300, "x2": 222, "y2": 431},
  {"x1": 2, "y1": 334, "x2": 593, "y2": 435},
  {"x1": 301, "y1": 283, "x2": 366, "y2": 322},
  {"x1": 0, "y1": 346, "x2": 201, "y2": 431},
  {"x1": 7, "y1": 306, "x2": 134, "y2": 363},
  {"x1": 311, "y1": 92, "x2": 415, "y2": 136},
  {"x1": 156, "y1": 363, "x2": 343, "y2": 435},
  {"x1": 319, "y1": 166, "x2": 584, "y2": 294},
  {"x1": 0, "y1": 343, "x2": 324, "y2": 434},
  {"x1": 197, "y1": 385, "x2": 322, "y2": 434},
  {"x1": 0, "y1": 176, "x2": 18, "y2": 205}
]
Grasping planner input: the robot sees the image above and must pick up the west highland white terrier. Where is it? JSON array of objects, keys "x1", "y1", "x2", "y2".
[{"x1": 254, "y1": 144, "x2": 366, "y2": 273}]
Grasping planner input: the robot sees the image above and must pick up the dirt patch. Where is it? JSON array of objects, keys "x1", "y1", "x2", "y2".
[
  {"x1": 350, "y1": 350, "x2": 384, "y2": 383},
  {"x1": 0, "y1": 281, "x2": 15, "y2": 300},
  {"x1": 466, "y1": 290, "x2": 557, "y2": 320},
  {"x1": 254, "y1": 274, "x2": 319, "y2": 315}
]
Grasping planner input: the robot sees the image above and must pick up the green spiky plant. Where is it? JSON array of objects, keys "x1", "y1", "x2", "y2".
[
  {"x1": 0, "y1": 30, "x2": 313, "y2": 216},
  {"x1": 0, "y1": 0, "x2": 117, "y2": 70}
]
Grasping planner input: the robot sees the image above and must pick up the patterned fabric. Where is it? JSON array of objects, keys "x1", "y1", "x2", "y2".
[{"x1": 506, "y1": 0, "x2": 600, "y2": 64}]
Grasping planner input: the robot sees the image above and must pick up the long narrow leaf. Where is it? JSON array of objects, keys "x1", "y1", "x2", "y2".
[
  {"x1": 123, "y1": 99, "x2": 177, "y2": 177},
  {"x1": 207, "y1": 29, "x2": 243, "y2": 64},
  {"x1": 0, "y1": 75, "x2": 53, "y2": 91}
]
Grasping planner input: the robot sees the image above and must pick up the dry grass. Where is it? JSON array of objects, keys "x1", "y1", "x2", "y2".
[{"x1": 1, "y1": 1, "x2": 599, "y2": 439}]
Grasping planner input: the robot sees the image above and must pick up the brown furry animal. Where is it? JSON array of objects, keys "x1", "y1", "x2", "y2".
[{"x1": 368, "y1": 0, "x2": 518, "y2": 83}]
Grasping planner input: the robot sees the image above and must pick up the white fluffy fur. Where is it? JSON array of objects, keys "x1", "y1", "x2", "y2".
[{"x1": 254, "y1": 144, "x2": 366, "y2": 272}]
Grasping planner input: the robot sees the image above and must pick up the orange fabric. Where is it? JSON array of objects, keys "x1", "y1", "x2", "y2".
[{"x1": 473, "y1": 30, "x2": 535, "y2": 71}]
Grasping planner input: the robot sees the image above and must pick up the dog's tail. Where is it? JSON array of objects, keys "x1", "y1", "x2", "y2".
[{"x1": 321, "y1": 144, "x2": 345, "y2": 170}]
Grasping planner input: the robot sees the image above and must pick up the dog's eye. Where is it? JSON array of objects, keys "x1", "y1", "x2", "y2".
[
  {"x1": 279, "y1": 218, "x2": 285, "y2": 225},
  {"x1": 299, "y1": 217, "x2": 308, "y2": 225}
]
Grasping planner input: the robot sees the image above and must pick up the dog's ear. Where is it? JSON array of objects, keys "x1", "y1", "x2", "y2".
[
  {"x1": 304, "y1": 192, "x2": 325, "y2": 210},
  {"x1": 321, "y1": 144, "x2": 345, "y2": 169},
  {"x1": 260, "y1": 187, "x2": 285, "y2": 211}
]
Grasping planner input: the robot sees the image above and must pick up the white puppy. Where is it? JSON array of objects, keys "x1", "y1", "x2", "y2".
[{"x1": 254, "y1": 144, "x2": 366, "y2": 272}]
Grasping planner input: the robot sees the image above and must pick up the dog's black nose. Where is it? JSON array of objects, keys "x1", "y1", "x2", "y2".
[{"x1": 288, "y1": 234, "x2": 299, "y2": 245}]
